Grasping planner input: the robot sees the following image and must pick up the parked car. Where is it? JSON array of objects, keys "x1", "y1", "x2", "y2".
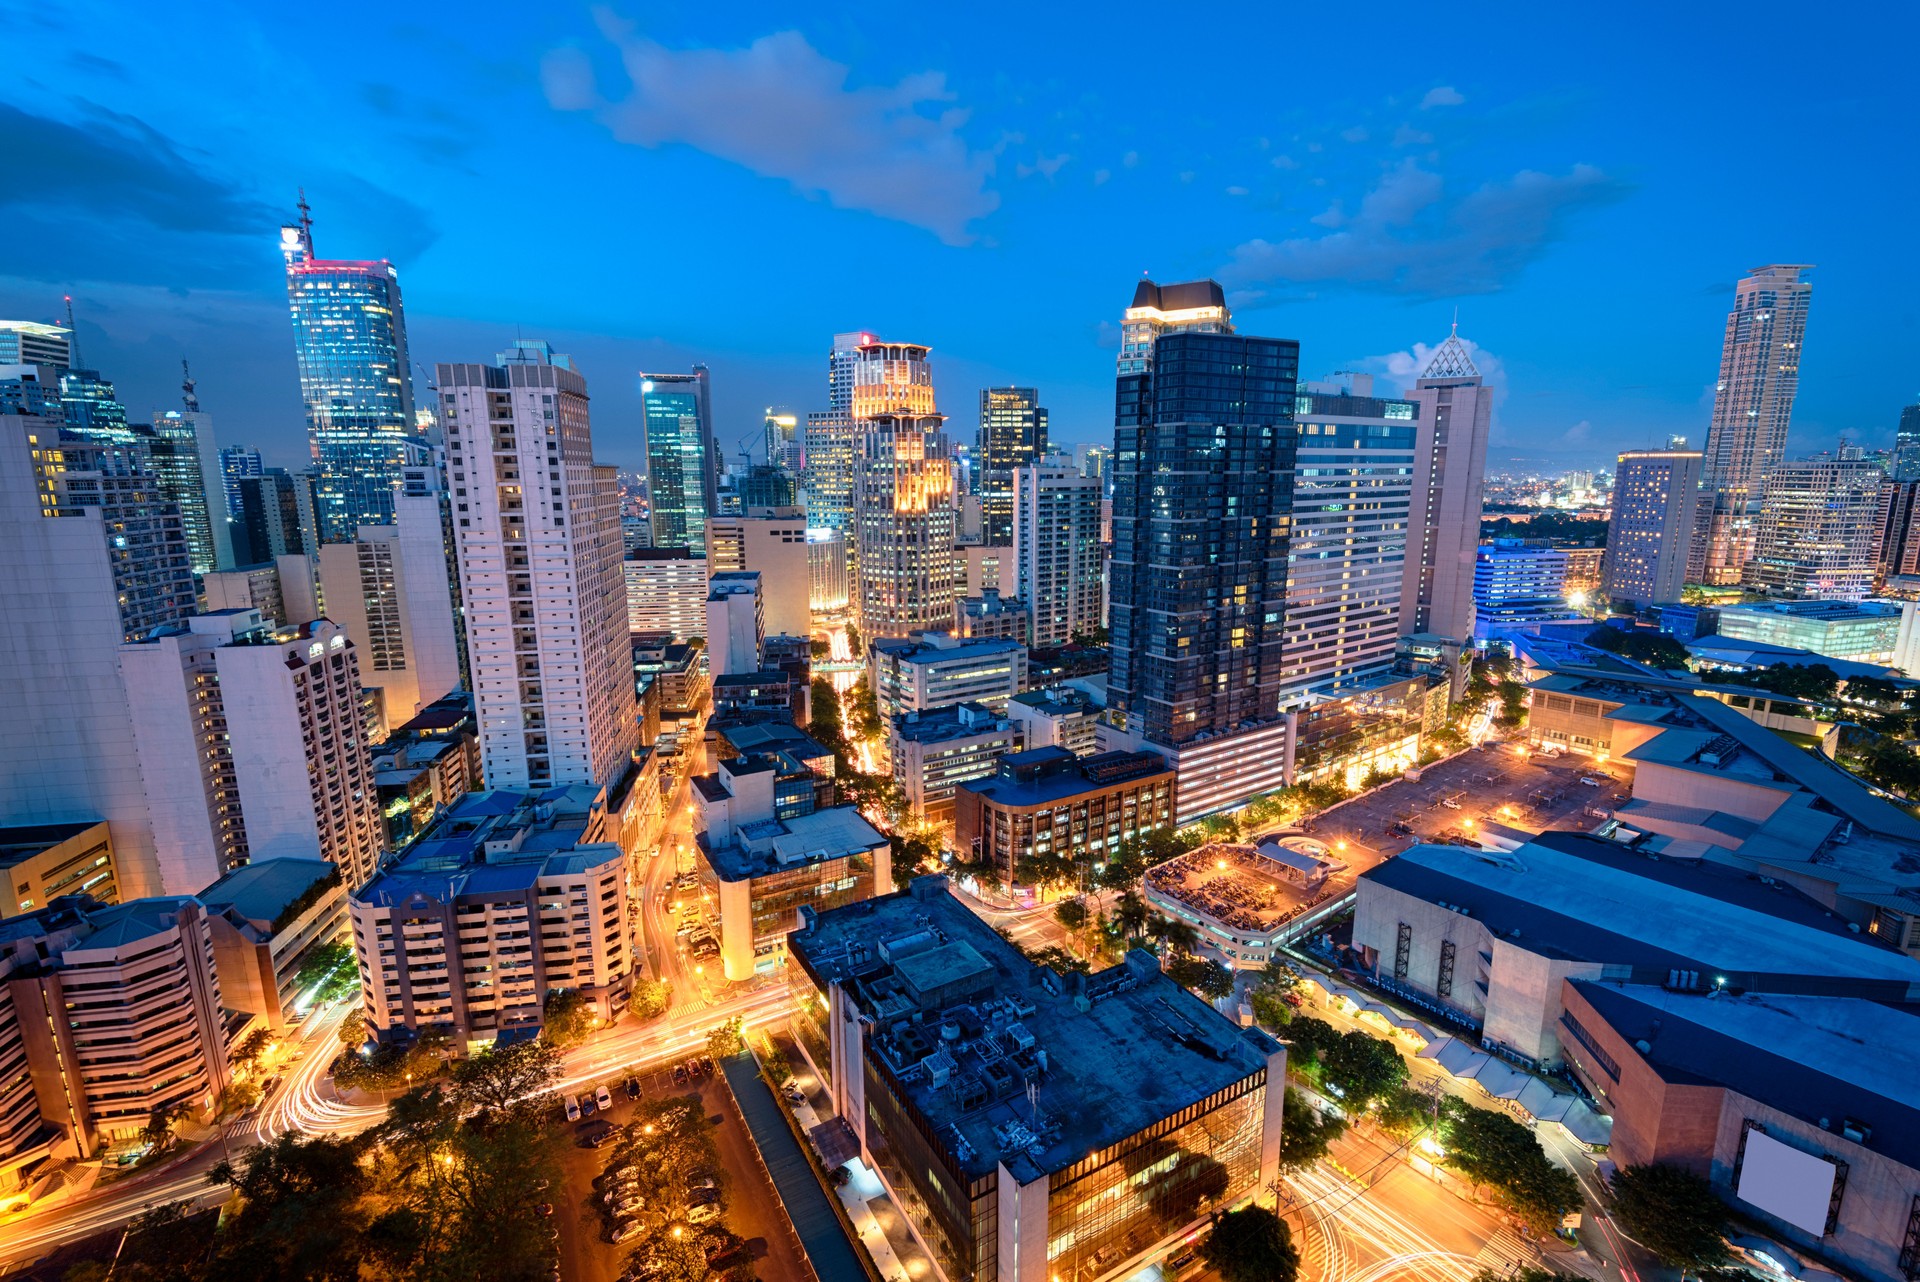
[
  {"x1": 1579, "y1": 776, "x2": 1605, "y2": 787},
  {"x1": 564, "y1": 1094, "x2": 581, "y2": 1123},
  {"x1": 1438, "y1": 797, "x2": 1462, "y2": 810},
  {"x1": 581, "y1": 1092, "x2": 598, "y2": 1117},
  {"x1": 688, "y1": 1175, "x2": 718, "y2": 1194},
  {"x1": 688, "y1": 1202, "x2": 721, "y2": 1225},
  {"x1": 611, "y1": 1217, "x2": 646, "y2": 1243},
  {"x1": 672, "y1": 1064, "x2": 690, "y2": 1086},
  {"x1": 595, "y1": 1084, "x2": 614, "y2": 1113},
  {"x1": 625, "y1": 1076, "x2": 642, "y2": 1100}
]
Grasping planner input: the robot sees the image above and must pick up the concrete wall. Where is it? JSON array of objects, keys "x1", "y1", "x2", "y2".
[
  {"x1": 1480, "y1": 941, "x2": 1602, "y2": 1066},
  {"x1": 1351, "y1": 878, "x2": 1493, "y2": 1022},
  {"x1": 997, "y1": 1162, "x2": 1050, "y2": 1282},
  {"x1": 1632, "y1": 760, "x2": 1793, "y2": 824}
]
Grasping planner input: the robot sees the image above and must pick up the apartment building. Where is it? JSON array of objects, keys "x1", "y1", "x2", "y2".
[
  {"x1": 953, "y1": 747, "x2": 1174, "y2": 888},
  {"x1": 870, "y1": 632, "x2": 1025, "y2": 721},
  {"x1": 888, "y1": 702, "x2": 1018, "y2": 824},
  {"x1": 0, "y1": 821, "x2": 118, "y2": 919},
  {"x1": 200, "y1": 857, "x2": 348, "y2": 1031}
]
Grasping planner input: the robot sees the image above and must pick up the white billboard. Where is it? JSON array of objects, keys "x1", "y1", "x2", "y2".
[{"x1": 1735, "y1": 1128, "x2": 1838, "y2": 1237}]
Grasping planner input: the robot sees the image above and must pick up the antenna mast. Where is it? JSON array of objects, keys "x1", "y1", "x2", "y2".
[
  {"x1": 297, "y1": 188, "x2": 314, "y2": 251},
  {"x1": 181, "y1": 360, "x2": 200, "y2": 413},
  {"x1": 63, "y1": 295, "x2": 80, "y2": 367}
]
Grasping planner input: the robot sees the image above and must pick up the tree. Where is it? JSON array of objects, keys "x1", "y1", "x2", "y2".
[
  {"x1": 761, "y1": 1048, "x2": 793, "y2": 1087},
  {"x1": 234, "y1": 1027, "x2": 277, "y2": 1078},
  {"x1": 1110, "y1": 891, "x2": 1150, "y2": 941},
  {"x1": 1015, "y1": 848, "x2": 1078, "y2": 892},
  {"x1": 1028, "y1": 945, "x2": 1091, "y2": 975},
  {"x1": 337, "y1": 1009, "x2": 368, "y2": 1051},
  {"x1": 1609, "y1": 1162, "x2": 1732, "y2": 1270},
  {"x1": 707, "y1": 1017, "x2": 745, "y2": 1059},
  {"x1": 1318, "y1": 1031, "x2": 1409, "y2": 1108},
  {"x1": 216, "y1": 1080, "x2": 262, "y2": 1119},
  {"x1": 1166, "y1": 954, "x2": 1234, "y2": 1001},
  {"x1": 1251, "y1": 988, "x2": 1294, "y2": 1028},
  {"x1": 1201, "y1": 1206, "x2": 1300, "y2": 1282},
  {"x1": 143, "y1": 1100, "x2": 189, "y2": 1150},
  {"x1": 294, "y1": 941, "x2": 359, "y2": 1004},
  {"x1": 1283, "y1": 1016, "x2": 1341, "y2": 1066},
  {"x1": 1472, "y1": 1269, "x2": 1591, "y2": 1282},
  {"x1": 450, "y1": 1040, "x2": 563, "y2": 1120},
  {"x1": 845, "y1": 622, "x2": 862, "y2": 658},
  {"x1": 1279, "y1": 1088, "x2": 1346, "y2": 1171},
  {"x1": 850, "y1": 674, "x2": 884, "y2": 741},
  {"x1": 206, "y1": 1132, "x2": 377, "y2": 1281},
  {"x1": 1053, "y1": 897, "x2": 1089, "y2": 932},
  {"x1": 1439, "y1": 1099, "x2": 1581, "y2": 1234},
  {"x1": 540, "y1": 987, "x2": 597, "y2": 1048},
  {"x1": 630, "y1": 977, "x2": 672, "y2": 1021}
]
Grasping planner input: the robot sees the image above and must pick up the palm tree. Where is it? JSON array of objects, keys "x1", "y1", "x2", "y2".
[
  {"x1": 143, "y1": 1100, "x2": 189, "y2": 1151},
  {"x1": 1112, "y1": 892, "x2": 1150, "y2": 941},
  {"x1": 1149, "y1": 916, "x2": 1200, "y2": 956}
]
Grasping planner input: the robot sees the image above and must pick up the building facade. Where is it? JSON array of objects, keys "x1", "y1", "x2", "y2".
[
  {"x1": 705, "y1": 508, "x2": 810, "y2": 637},
  {"x1": 977, "y1": 388, "x2": 1049, "y2": 547},
  {"x1": 1013, "y1": 460, "x2": 1103, "y2": 648},
  {"x1": 1603, "y1": 448, "x2": 1703, "y2": 608},
  {"x1": 871, "y1": 633, "x2": 1026, "y2": 720},
  {"x1": 641, "y1": 367, "x2": 714, "y2": 553},
  {"x1": 855, "y1": 412, "x2": 958, "y2": 640},
  {"x1": 1400, "y1": 329, "x2": 1493, "y2": 642},
  {"x1": 624, "y1": 549, "x2": 709, "y2": 640},
  {"x1": 1745, "y1": 459, "x2": 1884, "y2": 600},
  {"x1": 706, "y1": 571, "x2": 764, "y2": 677},
  {"x1": 440, "y1": 342, "x2": 637, "y2": 791},
  {"x1": 1472, "y1": 541, "x2": 1578, "y2": 639},
  {"x1": 954, "y1": 747, "x2": 1174, "y2": 888},
  {"x1": 0, "y1": 822, "x2": 118, "y2": 919},
  {"x1": 888, "y1": 701, "x2": 1018, "y2": 824},
  {"x1": 50, "y1": 437, "x2": 197, "y2": 642}
]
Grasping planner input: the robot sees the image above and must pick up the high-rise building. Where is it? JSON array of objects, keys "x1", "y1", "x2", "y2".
[
  {"x1": 1116, "y1": 278, "x2": 1234, "y2": 375},
  {"x1": 219, "y1": 445, "x2": 263, "y2": 519},
  {"x1": 149, "y1": 364, "x2": 233, "y2": 573},
  {"x1": 1400, "y1": 327, "x2": 1493, "y2": 642},
  {"x1": 802, "y1": 331, "x2": 885, "y2": 533},
  {"x1": 764, "y1": 407, "x2": 803, "y2": 474},
  {"x1": 56, "y1": 367, "x2": 135, "y2": 446},
  {"x1": 1472, "y1": 542, "x2": 1579, "y2": 639},
  {"x1": 1893, "y1": 404, "x2": 1920, "y2": 483},
  {"x1": 705, "y1": 508, "x2": 810, "y2": 637},
  {"x1": 640, "y1": 366, "x2": 714, "y2": 553},
  {"x1": 706, "y1": 572, "x2": 764, "y2": 677},
  {"x1": 1075, "y1": 442, "x2": 1113, "y2": 488},
  {"x1": 316, "y1": 468, "x2": 462, "y2": 736},
  {"x1": 976, "y1": 387, "x2": 1048, "y2": 546},
  {"x1": 231, "y1": 468, "x2": 320, "y2": 565},
  {"x1": 0, "y1": 320, "x2": 72, "y2": 367},
  {"x1": 1696, "y1": 265, "x2": 1815, "y2": 584},
  {"x1": 1284, "y1": 379, "x2": 1419, "y2": 692},
  {"x1": 1745, "y1": 458, "x2": 1884, "y2": 601},
  {"x1": 51, "y1": 437, "x2": 197, "y2": 641},
  {"x1": 1603, "y1": 449, "x2": 1704, "y2": 608},
  {"x1": 738, "y1": 463, "x2": 797, "y2": 510},
  {"x1": 121, "y1": 611, "x2": 385, "y2": 891},
  {"x1": 1012, "y1": 459, "x2": 1102, "y2": 648},
  {"x1": 624, "y1": 548, "x2": 710, "y2": 640},
  {"x1": 806, "y1": 527, "x2": 850, "y2": 619},
  {"x1": 281, "y1": 200, "x2": 417, "y2": 542},
  {"x1": 440, "y1": 342, "x2": 637, "y2": 791},
  {"x1": 1110, "y1": 322, "x2": 1298, "y2": 748},
  {"x1": 855, "y1": 412, "x2": 958, "y2": 639},
  {"x1": 1877, "y1": 478, "x2": 1920, "y2": 587},
  {"x1": 0, "y1": 412, "x2": 164, "y2": 896},
  {"x1": 201, "y1": 554, "x2": 319, "y2": 629}
]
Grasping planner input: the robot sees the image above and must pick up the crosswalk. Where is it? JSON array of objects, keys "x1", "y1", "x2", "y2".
[{"x1": 1469, "y1": 1226, "x2": 1537, "y2": 1276}]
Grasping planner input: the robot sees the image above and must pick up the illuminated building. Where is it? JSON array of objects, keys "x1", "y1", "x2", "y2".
[
  {"x1": 807, "y1": 527, "x2": 850, "y2": 618},
  {"x1": 1602, "y1": 448, "x2": 1703, "y2": 608},
  {"x1": 439, "y1": 341, "x2": 637, "y2": 791},
  {"x1": 789, "y1": 876, "x2": 1285, "y2": 1282},
  {"x1": 121, "y1": 612, "x2": 385, "y2": 892},
  {"x1": 199, "y1": 857, "x2": 348, "y2": 1032},
  {"x1": 1695, "y1": 265, "x2": 1815, "y2": 585},
  {"x1": 150, "y1": 403, "x2": 231, "y2": 574},
  {"x1": 1400, "y1": 327, "x2": 1493, "y2": 642},
  {"x1": 870, "y1": 632, "x2": 1025, "y2": 720},
  {"x1": 1472, "y1": 541, "x2": 1579, "y2": 639},
  {"x1": 855, "y1": 410, "x2": 958, "y2": 639},
  {"x1": 1894, "y1": 402, "x2": 1920, "y2": 482},
  {"x1": 764, "y1": 406, "x2": 803, "y2": 473},
  {"x1": 1561, "y1": 545, "x2": 1604, "y2": 601},
  {"x1": 888, "y1": 701, "x2": 1018, "y2": 824},
  {"x1": 738, "y1": 463, "x2": 797, "y2": 509},
  {"x1": 0, "y1": 320, "x2": 71, "y2": 367},
  {"x1": 954, "y1": 746, "x2": 1173, "y2": 887},
  {"x1": 624, "y1": 548, "x2": 709, "y2": 639},
  {"x1": 0, "y1": 822, "x2": 117, "y2": 918},
  {"x1": 1745, "y1": 459, "x2": 1883, "y2": 600},
  {"x1": 641, "y1": 366, "x2": 714, "y2": 553},
  {"x1": 219, "y1": 444, "x2": 261, "y2": 518},
  {"x1": 280, "y1": 201, "x2": 418, "y2": 541},
  {"x1": 1013, "y1": 459, "x2": 1102, "y2": 648},
  {"x1": 976, "y1": 387, "x2": 1048, "y2": 546},
  {"x1": 56, "y1": 367, "x2": 135, "y2": 446},
  {"x1": 50, "y1": 436, "x2": 196, "y2": 641},
  {"x1": 230, "y1": 468, "x2": 320, "y2": 565},
  {"x1": 705, "y1": 508, "x2": 810, "y2": 637},
  {"x1": 1116, "y1": 277, "x2": 1234, "y2": 375}
]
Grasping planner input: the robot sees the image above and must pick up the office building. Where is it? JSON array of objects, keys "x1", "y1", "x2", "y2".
[
  {"x1": 855, "y1": 411, "x2": 958, "y2": 639},
  {"x1": 976, "y1": 388, "x2": 1048, "y2": 546},
  {"x1": 1745, "y1": 459, "x2": 1884, "y2": 600},
  {"x1": 765, "y1": 407, "x2": 804, "y2": 474},
  {"x1": 440, "y1": 342, "x2": 637, "y2": 791},
  {"x1": 49, "y1": 436, "x2": 197, "y2": 641},
  {"x1": 1711, "y1": 600, "x2": 1909, "y2": 667},
  {"x1": 219, "y1": 445, "x2": 262, "y2": 519},
  {"x1": 641, "y1": 367, "x2": 714, "y2": 553},
  {"x1": 316, "y1": 470, "x2": 462, "y2": 735},
  {"x1": 350, "y1": 787, "x2": 636, "y2": 1048},
  {"x1": 121, "y1": 612, "x2": 385, "y2": 892},
  {"x1": 624, "y1": 548, "x2": 710, "y2": 639},
  {"x1": 1472, "y1": 541, "x2": 1579, "y2": 639},
  {"x1": 0, "y1": 821, "x2": 117, "y2": 918},
  {"x1": 706, "y1": 571, "x2": 765, "y2": 677},
  {"x1": 788, "y1": 877, "x2": 1285, "y2": 1282},
  {"x1": 0, "y1": 320, "x2": 71, "y2": 367},
  {"x1": 957, "y1": 588, "x2": 1030, "y2": 644},
  {"x1": 280, "y1": 201, "x2": 417, "y2": 541},
  {"x1": 230, "y1": 468, "x2": 320, "y2": 565},
  {"x1": 1399, "y1": 328, "x2": 1492, "y2": 641},
  {"x1": 200, "y1": 857, "x2": 348, "y2": 1032},
  {"x1": 807, "y1": 527, "x2": 850, "y2": 619},
  {"x1": 954, "y1": 747, "x2": 1174, "y2": 888},
  {"x1": 1284, "y1": 379, "x2": 1420, "y2": 691},
  {"x1": 705, "y1": 508, "x2": 810, "y2": 636},
  {"x1": 1602, "y1": 448, "x2": 1703, "y2": 608},
  {"x1": 693, "y1": 757, "x2": 890, "y2": 980},
  {"x1": 1876, "y1": 478, "x2": 1920, "y2": 587},
  {"x1": 1894, "y1": 403, "x2": 1920, "y2": 482},
  {"x1": 1561, "y1": 545, "x2": 1604, "y2": 602},
  {"x1": 0, "y1": 413, "x2": 163, "y2": 896},
  {"x1": 888, "y1": 701, "x2": 1018, "y2": 824},
  {"x1": 1005, "y1": 686, "x2": 1101, "y2": 757},
  {"x1": 739, "y1": 463, "x2": 798, "y2": 510},
  {"x1": 0, "y1": 896, "x2": 231, "y2": 1162},
  {"x1": 958, "y1": 543, "x2": 1016, "y2": 602},
  {"x1": 150, "y1": 367, "x2": 233, "y2": 573},
  {"x1": 1696, "y1": 265, "x2": 1815, "y2": 584},
  {"x1": 871, "y1": 632, "x2": 1026, "y2": 720},
  {"x1": 1012, "y1": 460, "x2": 1102, "y2": 648},
  {"x1": 1116, "y1": 277, "x2": 1234, "y2": 375},
  {"x1": 56, "y1": 367, "x2": 136, "y2": 446},
  {"x1": 1109, "y1": 300, "x2": 1298, "y2": 815}
]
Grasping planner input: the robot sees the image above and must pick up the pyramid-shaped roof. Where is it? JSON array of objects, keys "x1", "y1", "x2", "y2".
[{"x1": 1420, "y1": 324, "x2": 1480, "y2": 379}]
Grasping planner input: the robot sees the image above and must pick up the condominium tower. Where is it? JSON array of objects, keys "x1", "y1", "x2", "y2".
[
  {"x1": 1602, "y1": 448, "x2": 1704, "y2": 608},
  {"x1": 1400, "y1": 327, "x2": 1492, "y2": 642},
  {"x1": 855, "y1": 411, "x2": 957, "y2": 640},
  {"x1": 1695, "y1": 264, "x2": 1815, "y2": 584},
  {"x1": 280, "y1": 200, "x2": 417, "y2": 541},
  {"x1": 977, "y1": 387, "x2": 1048, "y2": 546},
  {"x1": 440, "y1": 342, "x2": 637, "y2": 791},
  {"x1": 1746, "y1": 458, "x2": 1883, "y2": 601},
  {"x1": 1012, "y1": 459, "x2": 1103, "y2": 647}
]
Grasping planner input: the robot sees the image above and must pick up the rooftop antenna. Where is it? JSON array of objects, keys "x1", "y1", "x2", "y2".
[
  {"x1": 63, "y1": 294, "x2": 80, "y2": 367},
  {"x1": 297, "y1": 188, "x2": 314, "y2": 250},
  {"x1": 1451, "y1": 305, "x2": 1459, "y2": 339},
  {"x1": 181, "y1": 359, "x2": 199, "y2": 413}
]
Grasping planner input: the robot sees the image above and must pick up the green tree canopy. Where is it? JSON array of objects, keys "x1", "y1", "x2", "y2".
[
  {"x1": 1279, "y1": 1088, "x2": 1346, "y2": 1171},
  {"x1": 1439, "y1": 1099, "x2": 1581, "y2": 1233},
  {"x1": 1201, "y1": 1206, "x2": 1301, "y2": 1282},
  {"x1": 1318, "y1": 1030, "x2": 1409, "y2": 1108},
  {"x1": 1053, "y1": 897, "x2": 1090, "y2": 932},
  {"x1": 1608, "y1": 1162, "x2": 1732, "y2": 1270}
]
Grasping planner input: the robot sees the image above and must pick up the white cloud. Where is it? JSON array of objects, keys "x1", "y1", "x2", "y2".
[
  {"x1": 1368, "y1": 334, "x2": 1506, "y2": 396},
  {"x1": 541, "y1": 16, "x2": 998, "y2": 245},
  {"x1": 1122, "y1": 150, "x2": 1140, "y2": 168},
  {"x1": 1393, "y1": 124, "x2": 1433, "y2": 147},
  {"x1": 1310, "y1": 201, "x2": 1344, "y2": 228},
  {"x1": 1093, "y1": 168, "x2": 1111, "y2": 186},
  {"x1": 1341, "y1": 125, "x2": 1370, "y2": 143},
  {"x1": 1421, "y1": 86, "x2": 1466, "y2": 109},
  {"x1": 1226, "y1": 185, "x2": 1250, "y2": 197},
  {"x1": 1016, "y1": 152, "x2": 1071, "y2": 180},
  {"x1": 1271, "y1": 154, "x2": 1298, "y2": 170}
]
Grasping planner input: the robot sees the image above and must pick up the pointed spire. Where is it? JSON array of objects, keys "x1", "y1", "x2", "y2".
[
  {"x1": 297, "y1": 187, "x2": 314, "y2": 249},
  {"x1": 181, "y1": 359, "x2": 199, "y2": 413},
  {"x1": 62, "y1": 294, "x2": 82, "y2": 368},
  {"x1": 1419, "y1": 322, "x2": 1480, "y2": 379}
]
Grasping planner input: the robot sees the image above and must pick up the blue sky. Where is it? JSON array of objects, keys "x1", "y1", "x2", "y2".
[{"x1": 3, "y1": 0, "x2": 1915, "y2": 475}]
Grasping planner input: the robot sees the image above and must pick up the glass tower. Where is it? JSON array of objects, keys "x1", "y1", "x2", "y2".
[
  {"x1": 641, "y1": 366, "x2": 713, "y2": 553},
  {"x1": 281, "y1": 205, "x2": 416, "y2": 542},
  {"x1": 57, "y1": 368, "x2": 136, "y2": 446},
  {"x1": 976, "y1": 387, "x2": 1048, "y2": 546}
]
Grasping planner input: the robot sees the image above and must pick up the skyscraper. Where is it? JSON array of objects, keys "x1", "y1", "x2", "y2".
[
  {"x1": 764, "y1": 407, "x2": 803, "y2": 474},
  {"x1": 440, "y1": 342, "x2": 636, "y2": 790},
  {"x1": 56, "y1": 368, "x2": 136, "y2": 446},
  {"x1": 1893, "y1": 403, "x2": 1920, "y2": 483},
  {"x1": 640, "y1": 366, "x2": 714, "y2": 553},
  {"x1": 231, "y1": 468, "x2": 319, "y2": 565},
  {"x1": 1012, "y1": 459, "x2": 1102, "y2": 648},
  {"x1": 149, "y1": 365, "x2": 232, "y2": 574},
  {"x1": 281, "y1": 199, "x2": 418, "y2": 542},
  {"x1": 1695, "y1": 264, "x2": 1815, "y2": 584},
  {"x1": 1603, "y1": 448, "x2": 1704, "y2": 608},
  {"x1": 51, "y1": 437, "x2": 197, "y2": 641},
  {"x1": 977, "y1": 387, "x2": 1049, "y2": 546},
  {"x1": 1109, "y1": 322, "x2": 1298, "y2": 752},
  {"x1": 1116, "y1": 278, "x2": 1233, "y2": 375},
  {"x1": 1399, "y1": 327, "x2": 1493, "y2": 642},
  {"x1": 706, "y1": 572, "x2": 765, "y2": 677},
  {"x1": 856, "y1": 410, "x2": 958, "y2": 640},
  {"x1": 219, "y1": 445, "x2": 262, "y2": 519},
  {"x1": 1745, "y1": 458, "x2": 1882, "y2": 600},
  {"x1": 0, "y1": 320, "x2": 72, "y2": 367}
]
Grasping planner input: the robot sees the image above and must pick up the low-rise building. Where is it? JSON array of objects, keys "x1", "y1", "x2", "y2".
[
  {"x1": 349, "y1": 787, "x2": 635, "y2": 1050},
  {"x1": 1144, "y1": 836, "x2": 1343, "y2": 969},
  {"x1": 199, "y1": 857, "x2": 347, "y2": 1031},
  {"x1": 788, "y1": 876, "x2": 1286, "y2": 1282},
  {"x1": 956, "y1": 588, "x2": 1030, "y2": 644},
  {"x1": 711, "y1": 669, "x2": 803, "y2": 724},
  {"x1": 871, "y1": 632, "x2": 1025, "y2": 720},
  {"x1": 1711, "y1": 599, "x2": 1917, "y2": 670},
  {"x1": 1472, "y1": 540, "x2": 1580, "y2": 639},
  {"x1": 0, "y1": 821, "x2": 118, "y2": 918},
  {"x1": 888, "y1": 702, "x2": 1017, "y2": 824},
  {"x1": 1005, "y1": 686, "x2": 1100, "y2": 757},
  {"x1": 693, "y1": 756, "x2": 890, "y2": 980},
  {"x1": 952, "y1": 747, "x2": 1173, "y2": 888},
  {"x1": 370, "y1": 700, "x2": 481, "y2": 848}
]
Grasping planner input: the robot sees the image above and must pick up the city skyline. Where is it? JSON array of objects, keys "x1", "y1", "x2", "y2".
[{"x1": 2, "y1": 3, "x2": 1915, "y2": 475}]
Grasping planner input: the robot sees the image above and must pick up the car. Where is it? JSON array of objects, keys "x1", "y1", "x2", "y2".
[
  {"x1": 1438, "y1": 797, "x2": 1461, "y2": 810},
  {"x1": 699, "y1": 1056, "x2": 714, "y2": 1075},
  {"x1": 535, "y1": 1202, "x2": 553, "y2": 1217},
  {"x1": 1579, "y1": 776, "x2": 1605, "y2": 786},
  {"x1": 581, "y1": 1093, "x2": 598, "y2": 1117},
  {"x1": 672, "y1": 1064, "x2": 690, "y2": 1086},
  {"x1": 611, "y1": 1218, "x2": 646, "y2": 1243},
  {"x1": 595, "y1": 1084, "x2": 614, "y2": 1113},
  {"x1": 625, "y1": 1076, "x2": 642, "y2": 1100},
  {"x1": 688, "y1": 1175, "x2": 718, "y2": 1194},
  {"x1": 1390, "y1": 821, "x2": 1415, "y2": 836},
  {"x1": 688, "y1": 1202, "x2": 721, "y2": 1225},
  {"x1": 564, "y1": 1094, "x2": 581, "y2": 1122},
  {"x1": 783, "y1": 1085, "x2": 805, "y2": 1105}
]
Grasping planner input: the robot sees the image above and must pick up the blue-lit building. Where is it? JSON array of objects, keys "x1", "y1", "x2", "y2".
[
  {"x1": 1472, "y1": 540, "x2": 1580, "y2": 640},
  {"x1": 56, "y1": 368, "x2": 136, "y2": 445},
  {"x1": 280, "y1": 209, "x2": 416, "y2": 542},
  {"x1": 641, "y1": 366, "x2": 713, "y2": 553},
  {"x1": 219, "y1": 444, "x2": 262, "y2": 518}
]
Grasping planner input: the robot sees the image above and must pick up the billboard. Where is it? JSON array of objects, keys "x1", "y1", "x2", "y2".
[{"x1": 1735, "y1": 1128, "x2": 1838, "y2": 1237}]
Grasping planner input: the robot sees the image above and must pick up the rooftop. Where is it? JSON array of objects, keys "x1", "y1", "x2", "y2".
[
  {"x1": 198, "y1": 858, "x2": 338, "y2": 927},
  {"x1": 1365, "y1": 835, "x2": 1920, "y2": 992},
  {"x1": 872, "y1": 633, "x2": 1025, "y2": 665},
  {"x1": 1571, "y1": 981, "x2": 1920, "y2": 1169},
  {"x1": 957, "y1": 748, "x2": 1172, "y2": 809},
  {"x1": 791, "y1": 877, "x2": 1279, "y2": 1183},
  {"x1": 701, "y1": 805, "x2": 888, "y2": 882},
  {"x1": 0, "y1": 820, "x2": 103, "y2": 868},
  {"x1": 357, "y1": 787, "x2": 617, "y2": 906},
  {"x1": 1716, "y1": 601, "x2": 1904, "y2": 622},
  {"x1": 890, "y1": 701, "x2": 1011, "y2": 744}
]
